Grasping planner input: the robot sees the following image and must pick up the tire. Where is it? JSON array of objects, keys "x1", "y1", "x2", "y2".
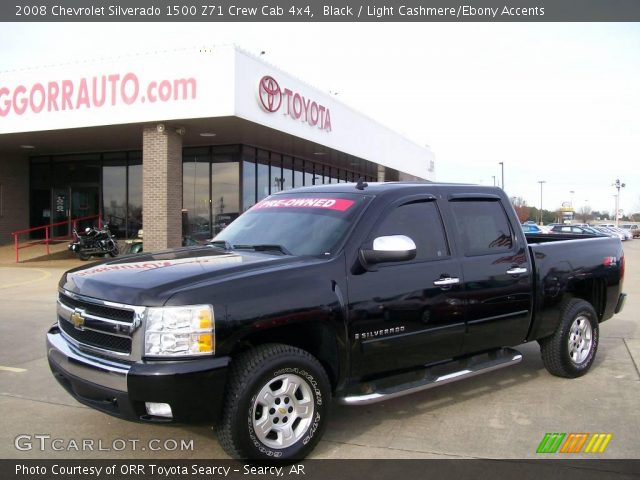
[
  {"x1": 217, "y1": 344, "x2": 331, "y2": 461},
  {"x1": 78, "y1": 252, "x2": 91, "y2": 261},
  {"x1": 108, "y1": 244, "x2": 120, "y2": 257},
  {"x1": 539, "y1": 298, "x2": 599, "y2": 378}
]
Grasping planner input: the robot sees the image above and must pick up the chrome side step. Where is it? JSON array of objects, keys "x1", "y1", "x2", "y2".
[{"x1": 337, "y1": 347, "x2": 522, "y2": 406}]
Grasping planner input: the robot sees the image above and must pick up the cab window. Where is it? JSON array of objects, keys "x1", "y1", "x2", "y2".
[
  {"x1": 373, "y1": 201, "x2": 449, "y2": 261},
  {"x1": 450, "y1": 200, "x2": 514, "y2": 256}
]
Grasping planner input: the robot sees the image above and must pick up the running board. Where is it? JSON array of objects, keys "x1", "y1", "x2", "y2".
[{"x1": 337, "y1": 347, "x2": 522, "y2": 405}]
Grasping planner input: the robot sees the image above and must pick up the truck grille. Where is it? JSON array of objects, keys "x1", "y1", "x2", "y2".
[
  {"x1": 57, "y1": 291, "x2": 143, "y2": 359},
  {"x1": 58, "y1": 294, "x2": 135, "y2": 323},
  {"x1": 59, "y1": 319, "x2": 132, "y2": 354}
]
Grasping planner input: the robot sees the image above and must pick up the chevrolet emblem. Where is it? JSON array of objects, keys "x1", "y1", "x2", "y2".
[
  {"x1": 70, "y1": 309, "x2": 85, "y2": 329},
  {"x1": 278, "y1": 407, "x2": 286, "y2": 415}
]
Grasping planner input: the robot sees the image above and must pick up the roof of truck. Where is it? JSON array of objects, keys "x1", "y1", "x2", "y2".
[{"x1": 273, "y1": 181, "x2": 500, "y2": 196}]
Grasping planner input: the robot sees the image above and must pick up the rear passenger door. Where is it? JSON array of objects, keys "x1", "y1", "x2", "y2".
[
  {"x1": 448, "y1": 197, "x2": 533, "y2": 354},
  {"x1": 348, "y1": 197, "x2": 466, "y2": 378}
]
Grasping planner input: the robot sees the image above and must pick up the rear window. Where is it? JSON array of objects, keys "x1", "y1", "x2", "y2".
[{"x1": 450, "y1": 200, "x2": 514, "y2": 256}]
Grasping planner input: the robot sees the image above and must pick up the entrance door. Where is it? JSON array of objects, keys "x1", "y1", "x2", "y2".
[
  {"x1": 52, "y1": 188, "x2": 70, "y2": 238},
  {"x1": 51, "y1": 185, "x2": 100, "y2": 238},
  {"x1": 71, "y1": 185, "x2": 100, "y2": 231}
]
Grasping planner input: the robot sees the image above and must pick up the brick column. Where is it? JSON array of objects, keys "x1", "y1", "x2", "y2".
[
  {"x1": 142, "y1": 125, "x2": 183, "y2": 252},
  {"x1": 0, "y1": 154, "x2": 29, "y2": 245}
]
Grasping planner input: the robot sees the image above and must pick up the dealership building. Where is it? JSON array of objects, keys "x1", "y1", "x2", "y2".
[{"x1": 0, "y1": 46, "x2": 435, "y2": 251}]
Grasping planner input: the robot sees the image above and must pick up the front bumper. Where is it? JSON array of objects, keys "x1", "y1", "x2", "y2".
[{"x1": 47, "y1": 326, "x2": 230, "y2": 423}]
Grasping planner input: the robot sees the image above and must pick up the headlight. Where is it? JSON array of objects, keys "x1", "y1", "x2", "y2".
[{"x1": 144, "y1": 305, "x2": 214, "y2": 357}]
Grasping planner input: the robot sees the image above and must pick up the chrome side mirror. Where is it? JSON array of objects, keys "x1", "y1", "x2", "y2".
[{"x1": 359, "y1": 235, "x2": 417, "y2": 266}]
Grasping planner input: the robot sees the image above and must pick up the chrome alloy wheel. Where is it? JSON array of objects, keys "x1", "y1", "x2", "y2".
[
  {"x1": 568, "y1": 315, "x2": 593, "y2": 364},
  {"x1": 251, "y1": 373, "x2": 315, "y2": 449}
]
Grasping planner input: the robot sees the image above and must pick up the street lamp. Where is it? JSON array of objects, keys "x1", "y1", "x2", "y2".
[
  {"x1": 492, "y1": 175, "x2": 496, "y2": 187},
  {"x1": 612, "y1": 179, "x2": 626, "y2": 227},
  {"x1": 498, "y1": 162, "x2": 504, "y2": 190},
  {"x1": 569, "y1": 190, "x2": 575, "y2": 222},
  {"x1": 538, "y1": 180, "x2": 546, "y2": 225}
]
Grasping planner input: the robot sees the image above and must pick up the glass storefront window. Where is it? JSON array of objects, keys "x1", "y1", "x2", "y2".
[
  {"x1": 211, "y1": 162, "x2": 239, "y2": 235},
  {"x1": 242, "y1": 159, "x2": 256, "y2": 211},
  {"x1": 282, "y1": 156, "x2": 294, "y2": 191},
  {"x1": 270, "y1": 153, "x2": 283, "y2": 193},
  {"x1": 128, "y1": 161, "x2": 142, "y2": 237},
  {"x1": 103, "y1": 164, "x2": 127, "y2": 238},
  {"x1": 293, "y1": 158, "x2": 304, "y2": 189},
  {"x1": 256, "y1": 149, "x2": 269, "y2": 201},
  {"x1": 183, "y1": 160, "x2": 211, "y2": 242},
  {"x1": 304, "y1": 162, "x2": 314, "y2": 186}
]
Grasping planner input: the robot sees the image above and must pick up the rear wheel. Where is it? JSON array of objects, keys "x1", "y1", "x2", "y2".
[
  {"x1": 217, "y1": 344, "x2": 330, "y2": 461},
  {"x1": 539, "y1": 299, "x2": 599, "y2": 378}
]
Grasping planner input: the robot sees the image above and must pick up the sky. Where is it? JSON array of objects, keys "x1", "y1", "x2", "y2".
[{"x1": 2, "y1": 22, "x2": 639, "y2": 215}]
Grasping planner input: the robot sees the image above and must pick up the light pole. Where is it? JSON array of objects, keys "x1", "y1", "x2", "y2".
[
  {"x1": 538, "y1": 180, "x2": 546, "y2": 225},
  {"x1": 498, "y1": 162, "x2": 504, "y2": 190},
  {"x1": 492, "y1": 175, "x2": 496, "y2": 187},
  {"x1": 612, "y1": 179, "x2": 626, "y2": 226},
  {"x1": 569, "y1": 190, "x2": 575, "y2": 222}
]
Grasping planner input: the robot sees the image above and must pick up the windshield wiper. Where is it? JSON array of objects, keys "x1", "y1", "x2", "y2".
[{"x1": 232, "y1": 244, "x2": 293, "y2": 255}]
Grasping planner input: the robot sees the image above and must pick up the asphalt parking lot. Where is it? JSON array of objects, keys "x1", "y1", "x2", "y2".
[{"x1": 0, "y1": 241, "x2": 638, "y2": 460}]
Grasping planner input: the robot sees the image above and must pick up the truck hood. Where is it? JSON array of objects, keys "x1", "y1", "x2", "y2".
[{"x1": 60, "y1": 246, "x2": 305, "y2": 306}]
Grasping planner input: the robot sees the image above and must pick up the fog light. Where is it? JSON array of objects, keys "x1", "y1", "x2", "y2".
[{"x1": 145, "y1": 402, "x2": 173, "y2": 418}]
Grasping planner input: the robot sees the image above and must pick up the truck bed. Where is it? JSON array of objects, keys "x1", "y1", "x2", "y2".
[{"x1": 524, "y1": 233, "x2": 624, "y2": 342}]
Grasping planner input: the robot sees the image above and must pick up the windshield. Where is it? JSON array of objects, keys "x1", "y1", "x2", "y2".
[{"x1": 212, "y1": 193, "x2": 369, "y2": 256}]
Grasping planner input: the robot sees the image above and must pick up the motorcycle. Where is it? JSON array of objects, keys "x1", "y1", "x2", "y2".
[{"x1": 69, "y1": 224, "x2": 120, "y2": 261}]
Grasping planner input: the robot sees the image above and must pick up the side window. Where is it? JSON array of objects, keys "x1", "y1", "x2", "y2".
[
  {"x1": 450, "y1": 200, "x2": 514, "y2": 256},
  {"x1": 374, "y1": 201, "x2": 449, "y2": 261}
]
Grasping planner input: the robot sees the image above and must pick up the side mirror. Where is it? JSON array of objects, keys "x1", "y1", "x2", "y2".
[{"x1": 359, "y1": 235, "x2": 417, "y2": 267}]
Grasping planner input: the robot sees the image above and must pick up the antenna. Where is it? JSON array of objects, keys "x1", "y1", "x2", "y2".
[{"x1": 355, "y1": 177, "x2": 368, "y2": 191}]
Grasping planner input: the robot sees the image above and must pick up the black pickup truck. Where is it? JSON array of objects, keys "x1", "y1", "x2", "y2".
[{"x1": 47, "y1": 182, "x2": 626, "y2": 460}]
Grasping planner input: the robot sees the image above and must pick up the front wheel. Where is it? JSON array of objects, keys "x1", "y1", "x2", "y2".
[
  {"x1": 217, "y1": 344, "x2": 330, "y2": 461},
  {"x1": 108, "y1": 243, "x2": 120, "y2": 257},
  {"x1": 78, "y1": 251, "x2": 91, "y2": 261},
  {"x1": 539, "y1": 298, "x2": 599, "y2": 378}
]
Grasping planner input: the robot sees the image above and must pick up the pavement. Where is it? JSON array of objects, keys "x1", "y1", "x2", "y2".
[{"x1": 0, "y1": 240, "x2": 638, "y2": 460}]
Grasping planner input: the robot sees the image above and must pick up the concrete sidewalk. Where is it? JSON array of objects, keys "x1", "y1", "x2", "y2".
[{"x1": 0, "y1": 239, "x2": 99, "y2": 269}]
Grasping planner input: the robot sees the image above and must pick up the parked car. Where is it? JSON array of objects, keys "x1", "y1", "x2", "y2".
[
  {"x1": 591, "y1": 226, "x2": 618, "y2": 238},
  {"x1": 549, "y1": 225, "x2": 601, "y2": 235},
  {"x1": 521, "y1": 224, "x2": 550, "y2": 234},
  {"x1": 595, "y1": 226, "x2": 627, "y2": 241},
  {"x1": 620, "y1": 224, "x2": 640, "y2": 239},
  {"x1": 47, "y1": 182, "x2": 626, "y2": 461},
  {"x1": 610, "y1": 226, "x2": 633, "y2": 241}
]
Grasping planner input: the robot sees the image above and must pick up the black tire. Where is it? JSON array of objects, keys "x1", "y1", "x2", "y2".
[
  {"x1": 108, "y1": 244, "x2": 120, "y2": 257},
  {"x1": 217, "y1": 344, "x2": 331, "y2": 461},
  {"x1": 78, "y1": 252, "x2": 91, "y2": 261},
  {"x1": 539, "y1": 298, "x2": 599, "y2": 378}
]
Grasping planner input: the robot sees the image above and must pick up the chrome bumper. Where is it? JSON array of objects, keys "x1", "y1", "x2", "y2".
[{"x1": 47, "y1": 328, "x2": 130, "y2": 392}]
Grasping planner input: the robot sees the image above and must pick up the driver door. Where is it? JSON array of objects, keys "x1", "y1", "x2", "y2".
[{"x1": 347, "y1": 198, "x2": 466, "y2": 379}]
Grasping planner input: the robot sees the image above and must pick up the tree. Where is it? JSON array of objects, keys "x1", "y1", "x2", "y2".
[
  {"x1": 510, "y1": 197, "x2": 530, "y2": 223},
  {"x1": 543, "y1": 210, "x2": 557, "y2": 224},
  {"x1": 577, "y1": 205, "x2": 593, "y2": 223}
]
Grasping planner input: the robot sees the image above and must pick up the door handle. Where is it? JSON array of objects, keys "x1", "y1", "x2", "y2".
[
  {"x1": 506, "y1": 267, "x2": 528, "y2": 275},
  {"x1": 433, "y1": 277, "x2": 460, "y2": 286}
]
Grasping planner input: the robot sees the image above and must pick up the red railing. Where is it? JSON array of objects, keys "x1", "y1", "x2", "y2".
[{"x1": 11, "y1": 214, "x2": 102, "y2": 263}]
